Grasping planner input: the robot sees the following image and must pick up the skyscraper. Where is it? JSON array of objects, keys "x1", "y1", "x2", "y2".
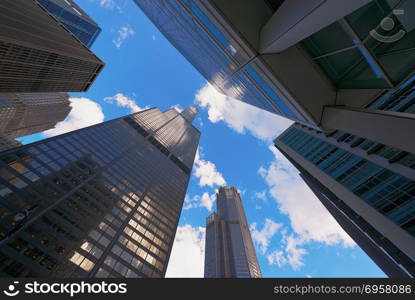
[
  {"x1": 0, "y1": 93, "x2": 71, "y2": 139},
  {"x1": 205, "y1": 187, "x2": 261, "y2": 278},
  {"x1": 274, "y1": 122, "x2": 415, "y2": 278},
  {"x1": 134, "y1": 0, "x2": 415, "y2": 153},
  {"x1": 0, "y1": 0, "x2": 104, "y2": 93},
  {"x1": 36, "y1": 0, "x2": 102, "y2": 48},
  {"x1": 0, "y1": 137, "x2": 21, "y2": 153},
  {"x1": 0, "y1": 106, "x2": 200, "y2": 278}
]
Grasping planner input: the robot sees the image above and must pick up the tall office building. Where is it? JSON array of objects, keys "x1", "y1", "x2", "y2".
[
  {"x1": 0, "y1": 137, "x2": 21, "y2": 153},
  {"x1": 134, "y1": 0, "x2": 415, "y2": 153},
  {"x1": 0, "y1": 106, "x2": 200, "y2": 278},
  {"x1": 36, "y1": 0, "x2": 102, "y2": 48},
  {"x1": 205, "y1": 186, "x2": 261, "y2": 278},
  {"x1": 275, "y1": 120, "x2": 415, "y2": 278},
  {"x1": 0, "y1": 0, "x2": 104, "y2": 93},
  {"x1": 0, "y1": 93, "x2": 71, "y2": 138}
]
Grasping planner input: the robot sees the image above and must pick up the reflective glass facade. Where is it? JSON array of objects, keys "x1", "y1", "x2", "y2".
[
  {"x1": 0, "y1": 107, "x2": 200, "y2": 278},
  {"x1": 0, "y1": 93, "x2": 71, "y2": 139},
  {"x1": 324, "y1": 77, "x2": 415, "y2": 171},
  {"x1": 36, "y1": 0, "x2": 101, "y2": 48},
  {"x1": 0, "y1": 0, "x2": 104, "y2": 93},
  {"x1": 302, "y1": 0, "x2": 415, "y2": 89},
  {"x1": 133, "y1": 0, "x2": 300, "y2": 121},
  {"x1": 279, "y1": 127, "x2": 415, "y2": 238},
  {"x1": 276, "y1": 124, "x2": 415, "y2": 277},
  {"x1": 205, "y1": 187, "x2": 261, "y2": 278}
]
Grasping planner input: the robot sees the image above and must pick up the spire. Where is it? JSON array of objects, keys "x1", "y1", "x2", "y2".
[{"x1": 180, "y1": 106, "x2": 198, "y2": 123}]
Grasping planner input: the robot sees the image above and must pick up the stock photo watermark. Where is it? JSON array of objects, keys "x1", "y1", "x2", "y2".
[{"x1": 370, "y1": 9, "x2": 406, "y2": 43}]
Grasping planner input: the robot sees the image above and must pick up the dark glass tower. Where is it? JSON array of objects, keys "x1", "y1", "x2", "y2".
[
  {"x1": 0, "y1": 93, "x2": 71, "y2": 139},
  {"x1": 204, "y1": 187, "x2": 261, "y2": 278},
  {"x1": 0, "y1": 106, "x2": 200, "y2": 278},
  {"x1": 0, "y1": 0, "x2": 104, "y2": 93},
  {"x1": 36, "y1": 0, "x2": 102, "y2": 48},
  {"x1": 275, "y1": 122, "x2": 415, "y2": 278}
]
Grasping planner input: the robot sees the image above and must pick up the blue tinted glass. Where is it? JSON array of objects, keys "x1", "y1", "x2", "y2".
[
  {"x1": 190, "y1": 3, "x2": 229, "y2": 50},
  {"x1": 281, "y1": 127, "x2": 415, "y2": 238},
  {"x1": 245, "y1": 66, "x2": 297, "y2": 119}
]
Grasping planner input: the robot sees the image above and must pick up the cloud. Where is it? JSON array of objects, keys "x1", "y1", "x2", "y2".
[
  {"x1": 193, "y1": 148, "x2": 226, "y2": 188},
  {"x1": 113, "y1": 25, "x2": 135, "y2": 48},
  {"x1": 43, "y1": 97, "x2": 104, "y2": 137},
  {"x1": 90, "y1": 0, "x2": 122, "y2": 12},
  {"x1": 183, "y1": 192, "x2": 217, "y2": 212},
  {"x1": 285, "y1": 236, "x2": 308, "y2": 270},
  {"x1": 250, "y1": 219, "x2": 282, "y2": 254},
  {"x1": 183, "y1": 194, "x2": 196, "y2": 210},
  {"x1": 104, "y1": 93, "x2": 146, "y2": 113},
  {"x1": 255, "y1": 190, "x2": 267, "y2": 202},
  {"x1": 267, "y1": 234, "x2": 308, "y2": 270},
  {"x1": 259, "y1": 146, "x2": 355, "y2": 248},
  {"x1": 165, "y1": 225, "x2": 205, "y2": 278},
  {"x1": 267, "y1": 250, "x2": 287, "y2": 268},
  {"x1": 99, "y1": 0, "x2": 115, "y2": 8},
  {"x1": 200, "y1": 192, "x2": 216, "y2": 211},
  {"x1": 195, "y1": 83, "x2": 292, "y2": 141}
]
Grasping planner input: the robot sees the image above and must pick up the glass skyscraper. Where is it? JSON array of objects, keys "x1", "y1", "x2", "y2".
[
  {"x1": 0, "y1": 0, "x2": 104, "y2": 93},
  {"x1": 205, "y1": 187, "x2": 261, "y2": 278},
  {"x1": 275, "y1": 121, "x2": 415, "y2": 278},
  {"x1": 134, "y1": 0, "x2": 415, "y2": 154},
  {"x1": 0, "y1": 137, "x2": 21, "y2": 153},
  {"x1": 0, "y1": 93, "x2": 71, "y2": 139},
  {"x1": 36, "y1": 0, "x2": 102, "y2": 48},
  {"x1": 0, "y1": 106, "x2": 200, "y2": 278}
]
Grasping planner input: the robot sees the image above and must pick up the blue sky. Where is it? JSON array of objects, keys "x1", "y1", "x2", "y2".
[{"x1": 20, "y1": 0, "x2": 386, "y2": 278}]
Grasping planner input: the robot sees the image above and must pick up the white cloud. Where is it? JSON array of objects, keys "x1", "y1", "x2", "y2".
[
  {"x1": 200, "y1": 192, "x2": 216, "y2": 211},
  {"x1": 267, "y1": 232, "x2": 307, "y2": 271},
  {"x1": 193, "y1": 148, "x2": 226, "y2": 188},
  {"x1": 285, "y1": 236, "x2": 308, "y2": 270},
  {"x1": 43, "y1": 97, "x2": 104, "y2": 137},
  {"x1": 255, "y1": 190, "x2": 267, "y2": 202},
  {"x1": 259, "y1": 146, "x2": 355, "y2": 248},
  {"x1": 165, "y1": 225, "x2": 205, "y2": 278},
  {"x1": 99, "y1": 0, "x2": 115, "y2": 8},
  {"x1": 195, "y1": 83, "x2": 293, "y2": 142},
  {"x1": 104, "y1": 93, "x2": 146, "y2": 113},
  {"x1": 90, "y1": 0, "x2": 122, "y2": 12},
  {"x1": 113, "y1": 25, "x2": 135, "y2": 48},
  {"x1": 183, "y1": 192, "x2": 217, "y2": 212},
  {"x1": 183, "y1": 194, "x2": 196, "y2": 210},
  {"x1": 250, "y1": 219, "x2": 282, "y2": 254},
  {"x1": 267, "y1": 250, "x2": 287, "y2": 268}
]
